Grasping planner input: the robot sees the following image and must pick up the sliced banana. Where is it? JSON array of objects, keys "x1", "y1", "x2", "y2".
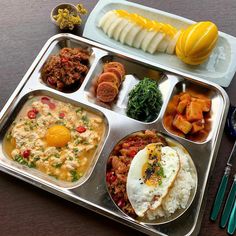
[
  {"x1": 147, "y1": 32, "x2": 165, "y2": 54},
  {"x1": 166, "y1": 31, "x2": 182, "y2": 54},
  {"x1": 119, "y1": 21, "x2": 136, "y2": 44},
  {"x1": 125, "y1": 25, "x2": 142, "y2": 46},
  {"x1": 133, "y1": 28, "x2": 148, "y2": 49},
  {"x1": 113, "y1": 18, "x2": 130, "y2": 41},
  {"x1": 141, "y1": 30, "x2": 157, "y2": 52}
]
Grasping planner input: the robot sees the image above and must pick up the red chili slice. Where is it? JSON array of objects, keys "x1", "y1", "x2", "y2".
[
  {"x1": 27, "y1": 110, "x2": 37, "y2": 119},
  {"x1": 49, "y1": 103, "x2": 56, "y2": 109},
  {"x1": 41, "y1": 97, "x2": 56, "y2": 109},
  {"x1": 59, "y1": 112, "x2": 65, "y2": 118},
  {"x1": 106, "y1": 172, "x2": 117, "y2": 184},
  {"x1": 129, "y1": 150, "x2": 137, "y2": 158},
  {"x1": 41, "y1": 97, "x2": 50, "y2": 104},
  {"x1": 31, "y1": 108, "x2": 39, "y2": 114},
  {"x1": 76, "y1": 126, "x2": 86, "y2": 133},
  {"x1": 22, "y1": 150, "x2": 31, "y2": 159},
  {"x1": 61, "y1": 57, "x2": 68, "y2": 63},
  {"x1": 117, "y1": 199, "x2": 126, "y2": 208},
  {"x1": 47, "y1": 77, "x2": 56, "y2": 85}
]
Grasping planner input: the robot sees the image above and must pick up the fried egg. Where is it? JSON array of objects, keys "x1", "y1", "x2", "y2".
[{"x1": 126, "y1": 143, "x2": 180, "y2": 217}]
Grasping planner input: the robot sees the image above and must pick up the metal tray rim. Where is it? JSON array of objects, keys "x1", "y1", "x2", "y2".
[{"x1": 0, "y1": 33, "x2": 230, "y2": 236}]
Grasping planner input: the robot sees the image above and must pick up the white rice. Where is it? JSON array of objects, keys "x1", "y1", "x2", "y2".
[{"x1": 146, "y1": 146, "x2": 196, "y2": 220}]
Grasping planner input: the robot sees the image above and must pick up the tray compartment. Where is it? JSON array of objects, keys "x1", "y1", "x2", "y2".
[
  {"x1": 31, "y1": 37, "x2": 108, "y2": 94},
  {"x1": 84, "y1": 53, "x2": 172, "y2": 123},
  {"x1": 104, "y1": 130, "x2": 198, "y2": 225},
  {"x1": 162, "y1": 80, "x2": 225, "y2": 143},
  {"x1": 0, "y1": 89, "x2": 109, "y2": 189}
]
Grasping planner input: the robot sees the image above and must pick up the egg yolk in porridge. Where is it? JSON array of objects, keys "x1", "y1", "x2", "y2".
[{"x1": 46, "y1": 125, "x2": 71, "y2": 147}]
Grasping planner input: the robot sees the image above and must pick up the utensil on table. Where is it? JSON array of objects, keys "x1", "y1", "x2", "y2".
[
  {"x1": 210, "y1": 105, "x2": 236, "y2": 221},
  {"x1": 227, "y1": 198, "x2": 236, "y2": 235},
  {"x1": 220, "y1": 173, "x2": 236, "y2": 228}
]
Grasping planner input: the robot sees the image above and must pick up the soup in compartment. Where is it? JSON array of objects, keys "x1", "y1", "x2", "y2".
[{"x1": 4, "y1": 95, "x2": 106, "y2": 183}]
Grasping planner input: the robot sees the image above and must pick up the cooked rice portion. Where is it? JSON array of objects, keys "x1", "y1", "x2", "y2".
[{"x1": 146, "y1": 146, "x2": 196, "y2": 220}]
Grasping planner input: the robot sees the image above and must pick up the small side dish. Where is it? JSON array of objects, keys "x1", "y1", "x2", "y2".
[
  {"x1": 4, "y1": 96, "x2": 106, "y2": 182},
  {"x1": 41, "y1": 48, "x2": 90, "y2": 92},
  {"x1": 127, "y1": 78, "x2": 163, "y2": 122},
  {"x1": 98, "y1": 9, "x2": 218, "y2": 65},
  {"x1": 95, "y1": 61, "x2": 126, "y2": 103},
  {"x1": 164, "y1": 90, "x2": 212, "y2": 142},
  {"x1": 106, "y1": 130, "x2": 196, "y2": 222},
  {"x1": 51, "y1": 3, "x2": 87, "y2": 30}
]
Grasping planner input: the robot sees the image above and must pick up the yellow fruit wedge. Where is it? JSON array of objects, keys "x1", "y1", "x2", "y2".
[{"x1": 176, "y1": 21, "x2": 218, "y2": 65}]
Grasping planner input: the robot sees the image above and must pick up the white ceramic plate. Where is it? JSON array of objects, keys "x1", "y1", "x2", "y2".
[{"x1": 83, "y1": 0, "x2": 236, "y2": 87}]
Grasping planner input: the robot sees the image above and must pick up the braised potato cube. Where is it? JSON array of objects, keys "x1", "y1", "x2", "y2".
[
  {"x1": 191, "y1": 97, "x2": 211, "y2": 112},
  {"x1": 173, "y1": 114, "x2": 192, "y2": 134},
  {"x1": 177, "y1": 99, "x2": 189, "y2": 114},
  {"x1": 191, "y1": 120, "x2": 205, "y2": 134},
  {"x1": 180, "y1": 93, "x2": 191, "y2": 102},
  {"x1": 186, "y1": 101, "x2": 203, "y2": 122},
  {"x1": 166, "y1": 95, "x2": 180, "y2": 114},
  {"x1": 164, "y1": 115, "x2": 174, "y2": 128}
]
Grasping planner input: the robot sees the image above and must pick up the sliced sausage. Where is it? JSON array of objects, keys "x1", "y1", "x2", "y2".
[
  {"x1": 97, "y1": 82, "x2": 118, "y2": 102},
  {"x1": 104, "y1": 67, "x2": 123, "y2": 82},
  {"x1": 97, "y1": 72, "x2": 121, "y2": 87},
  {"x1": 103, "y1": 62, "x2": 125, "y2": 78}
]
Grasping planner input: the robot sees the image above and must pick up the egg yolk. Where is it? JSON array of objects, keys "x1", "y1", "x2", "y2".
[
  {"x1": 45, "y1": 125, "x2": 71, "y2": 147},
  {"x1": 142, "y1": 143, "x2": 164, "y2": 187}
]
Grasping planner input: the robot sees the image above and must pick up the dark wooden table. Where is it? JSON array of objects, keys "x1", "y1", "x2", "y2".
[{"x1": 0, "y1": 1, "x2": 235, "y2": 235}]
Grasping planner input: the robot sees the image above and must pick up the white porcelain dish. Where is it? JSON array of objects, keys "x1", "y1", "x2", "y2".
[{"x1": 83, "y1": 0, "x2": 236, "y2": 87}]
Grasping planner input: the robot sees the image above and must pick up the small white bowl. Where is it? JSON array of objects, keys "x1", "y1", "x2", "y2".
[{"x1": 50, "y1": 3, "x2": 77, "y2": 25}]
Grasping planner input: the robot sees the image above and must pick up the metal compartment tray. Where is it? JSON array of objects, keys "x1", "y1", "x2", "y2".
[{"x1": 0, "y1": 34, "x2": 229, "y2": 236}]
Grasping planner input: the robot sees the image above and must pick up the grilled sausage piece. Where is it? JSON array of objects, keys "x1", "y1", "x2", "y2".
[
  {"x1": 104, "y1": 67, "x2": 123, "y2": 82},
  {"x1": 97, "y1": 82, "x2": 118, "y2": 103},
  {"x1": 103, "y1": 62, "x2": 125, "y2": 78},
  {"x1": 97, "y1": 72, "x2": 121, "y2": 87}
]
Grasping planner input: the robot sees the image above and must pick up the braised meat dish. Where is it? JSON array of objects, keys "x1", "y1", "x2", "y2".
[{"x1": 41, "y1": 48, "x2": 90, "y2": 92}]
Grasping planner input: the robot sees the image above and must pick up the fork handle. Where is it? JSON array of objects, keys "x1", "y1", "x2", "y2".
[
  {"x1": 210, "y1": 166, "x2": 231, "y2": 221},
  {"x1": 227, "y1": 199, "x2": 236, "y2": 235},
  {"x1": 220, "y1": 177, "x2": 236, "y2": 228}
]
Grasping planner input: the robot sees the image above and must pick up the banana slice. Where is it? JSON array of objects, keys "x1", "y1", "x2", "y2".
[
  {"x1": 133, "y1": 28, "x2": 149, "y2": 49},
  {"x1": 166, "y1": 31, "x2": 182, "y2": 54},
  {"x1": 125, "y1": 25, "x2": 142, "y2": 46},
  {"x1": 113, "y1": 18, "x2": 130, "y2": 41},
  {"x1": 107, "y1": 17, "x2": 123, "y2": 38},
  {"x1": 102, "y1": 12, "x2": 119, "y2": 34},
  {"x1": 147, "y1": 32, "x2": 165, "y2": 54},
  {"x1": 98, "y1": 11, "x2": 114, "y2": 28},
  {"x1": 141, "y1": 30, "x2": 157, "y2": 52},
  {"x1": 119, "y1": 21, "x2": 136, "y2": 44}
]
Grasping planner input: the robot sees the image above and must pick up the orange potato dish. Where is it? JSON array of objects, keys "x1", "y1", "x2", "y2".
[{"x1": 164, "y1": 91, "x2": 211, "y2": 142}]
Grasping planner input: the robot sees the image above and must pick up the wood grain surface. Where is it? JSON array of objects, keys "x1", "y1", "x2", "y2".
[{"x1": 0, "y1": 1, "x2": 236, "y2": 235}]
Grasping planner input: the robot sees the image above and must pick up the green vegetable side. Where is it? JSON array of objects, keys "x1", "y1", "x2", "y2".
[{"x1": 127, "y1": 78, "x2": 163, "y2": 122}]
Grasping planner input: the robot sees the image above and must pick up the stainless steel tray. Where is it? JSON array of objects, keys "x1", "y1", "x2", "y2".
[{"x1": 0, "y1": 33, "x2": 229, "y2": 236}]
